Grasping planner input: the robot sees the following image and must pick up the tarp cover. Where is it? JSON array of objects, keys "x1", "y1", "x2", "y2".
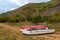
[{"x1": 21, "y1": 25, "x2": 48, "y2": 29}]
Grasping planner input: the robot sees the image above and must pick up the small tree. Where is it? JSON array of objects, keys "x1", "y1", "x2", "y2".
[
  {"x1": 0, "y1": 16, "x2": 9, "y2": 22},
  {"x1": 15, "y1": 14, "x2": 25, "y2": 22},
  {"x1": 15, "y1": 14, "x2": 21, "y2": 22},
  {"x1": 8, "y1": 17, "x2": 16, "y2": 23},
  {"x1": 31, "y1": 15, "x2": 41, "y2": 25},
  {"x1": 26, "y1": 14, "x2": 32, "y2": 21}
]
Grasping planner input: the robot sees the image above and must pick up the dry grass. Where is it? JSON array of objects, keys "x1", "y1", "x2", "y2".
[
  {"x1": 5, "y1": 21, "x2": 34, "y2": 28},
  {"x1": 6, "y1": 22, "x2": 60, "y2": 32},
  {"x1": 0, "y1": 26, "x2": 16, "y2": 40},
  {"x1": 0, "y1": 22, "x2": 60, "y2": 40}
]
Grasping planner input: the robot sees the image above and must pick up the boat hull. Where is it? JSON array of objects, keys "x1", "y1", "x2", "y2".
[{"x1": 20, "y1": 29, "x2": 55, "y2": 35}]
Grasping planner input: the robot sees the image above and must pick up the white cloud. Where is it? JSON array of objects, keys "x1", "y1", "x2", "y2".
[
  {"x1": 0, "y1": 7, "x2": 4, "y2": 10},
  {"x1": 0, "y1": 7, "x2": 7, "y2": 10},
  {"x1": 10, "y1": 8, "x2": 16, "y2": 10},
  {"x1": 9, "y1": 0, "x2": 28, "y2": 6},
  {"x1": 9, "y1": 0, "x2": 50, "y2": 6}
]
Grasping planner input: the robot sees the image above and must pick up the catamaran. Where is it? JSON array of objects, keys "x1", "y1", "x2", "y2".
[{"x1": 20, "y1": 25, "x2": 55, "y2": 35}]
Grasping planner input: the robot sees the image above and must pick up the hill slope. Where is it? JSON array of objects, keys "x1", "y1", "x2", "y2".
[
  {"x1": 2, "y1": 0, "x2": 60, "y2": 17},
  {"x1": 0, "y1": 0, "x2": 60, "y2": 23}
]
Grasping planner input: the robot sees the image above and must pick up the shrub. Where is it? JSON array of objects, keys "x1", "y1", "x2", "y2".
[
  {"x1": 0, "y1": 16, "x2": 9, "y2": 22},
  {"x1": 31, "y1": 15, "x2": 41, "y2": 24},
  {"x1": 8, "y1": 17, "x2": 16, "y2": 23}
]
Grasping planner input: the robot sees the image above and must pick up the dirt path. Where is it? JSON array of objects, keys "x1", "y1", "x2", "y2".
[{"x1": 0, "y1": 23, "x2": 60, "y2": 40}]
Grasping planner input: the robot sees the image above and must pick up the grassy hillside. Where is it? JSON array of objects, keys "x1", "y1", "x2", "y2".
[
  {"x1": 2, "y1": 0, "x2": 60, "y2": 16},
  {"x1": 0, "y1": 0, "x2": 60, "y2": 24}
]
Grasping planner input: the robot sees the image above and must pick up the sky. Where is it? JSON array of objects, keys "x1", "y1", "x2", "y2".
[{"x1": 0, "y1": 0, "x2": 50, "y2": 13}]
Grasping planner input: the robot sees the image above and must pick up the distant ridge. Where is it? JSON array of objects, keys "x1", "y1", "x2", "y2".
[{"x1": 1, "y1": 0, "x2": 60, "y2": 17}]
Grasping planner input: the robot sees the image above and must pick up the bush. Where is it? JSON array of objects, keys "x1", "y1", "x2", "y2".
[
  {"x1": 0, "y1": 16, "x2": 9, "y2": 22},
  {"x1": 8, "y1": 17, "x2": 16, "y2": 23},
  {"x1": 26, "y1": 14, "x2": 32, "y2": 21},
  {"x1": 31, "y1": 15, "x2": 41, "y2": 24},
  {"x1": 8, "y1": 14, "x2": 25, "y2": 23},
  {"x1": 41, "y1": 16, "x2": 48, "y2": 22}
]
